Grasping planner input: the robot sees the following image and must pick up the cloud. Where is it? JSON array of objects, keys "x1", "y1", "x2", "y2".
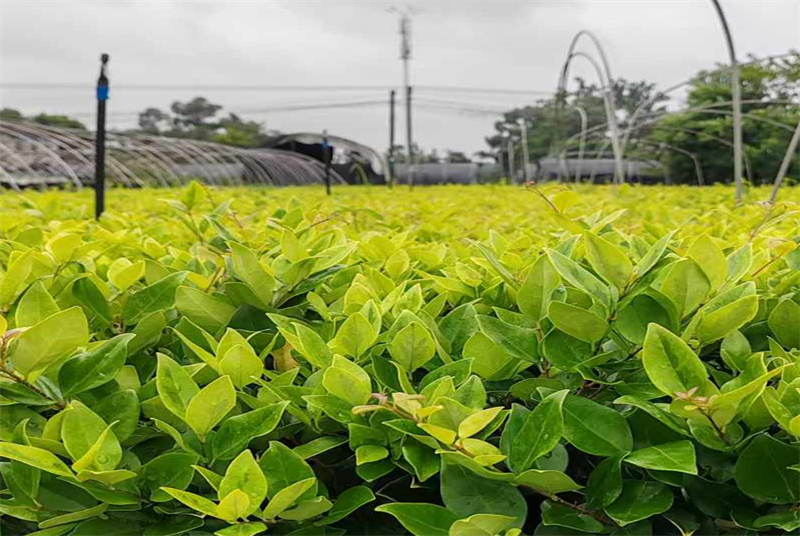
[{"x1": 1, "y1": 0, "x2": 798, "y2": 155}]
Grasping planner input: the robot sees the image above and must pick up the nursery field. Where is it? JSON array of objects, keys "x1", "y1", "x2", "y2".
[{"x1": 0, "y1": 184, "x2": 799, "y2": 536}]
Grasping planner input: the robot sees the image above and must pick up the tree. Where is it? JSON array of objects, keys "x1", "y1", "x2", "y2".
[
  {"x1": 0, "y1": 108, "x2": 23, "y2": 121},
  {"x1": 138, "y1": 107, "x2": 171, "y2": 134},
  {"x1": 485, "y1": 78, "x2": 667, "y2": 172},
  {"x1": 646, "y1": 52, "x2": 800, "y2": 185},
  {"x1": 31, "y1": 113, "x2": 86, "y2": 130}
]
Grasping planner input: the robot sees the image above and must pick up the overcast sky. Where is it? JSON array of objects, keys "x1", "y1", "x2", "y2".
[{"x1": 1, "y1": 0, "x2": 798, "y2": 155}]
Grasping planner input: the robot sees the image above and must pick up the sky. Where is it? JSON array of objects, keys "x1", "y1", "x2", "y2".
[{"x1": 1, "y1": 0, "x2": 798, "y2": 156}]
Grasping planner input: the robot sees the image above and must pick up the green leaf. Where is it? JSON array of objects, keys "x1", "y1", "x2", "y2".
[
  {"x1": 687, "y1": 234, "x2": 726, "y2": 290},
  {"x1": 15, "y1": 280, "x2": 59, "y2": 327},
  {"x1": 634, "y1": 231, "x2": 675, "y2": 278},
  {"x1": 355, "y1": 445, "x2": 389, "y2": 465},
  {"x1": 330, "y1": 313, "x2": 378, "y2": 358},
  {"x1": 546, "y1": 248, "x2": 611, "y2": 309},
  {"x1": 695, "y1": 295, "x2": 758, "y2": 345},
  {"x1": 141, "y1": 452, "x2": 199, "y2": 502},
  {"x1": 293, "y1": 323, "x2": 333, "y2": 368},
  {"x1": 212, "y1": 402, "x2": 288, "y2": 460},
  {"x1": 59, "y1": 334, "x2": 135, "y2": 397},
  {"x1": 156, "y1": 353, "x2": 199, "y2": 420},
  {"x1": 218, "y1": 450, "x2": 266, "y2": 517},
  {"x1": 768, "y1": 298, "x2": 800, "y2": 349},
  {"x1": 229, "y1": 241, "x2": 274, "y2": 306},
  {"x1": 259, "y1": 441, "x2": 316, "y2": 499},
  {"x1": 583, "y1": 231, "x2": 632, "y2": 289},
  {"x1": 214, "y1": 522, "x2": 266, "y2": 536},
  {"x1": 585, "y1": 454, "x2": 624, "y2": 509},
  {"x1": 449, "y1": 514, "x2": 519, "y2": 536},
  {"x1": 107, "y1": 259, "x2": 145, "y2": 292},
  {"x1": 605, "y1": 480, "x2": 673, "y2": 526},
  {"x1": 513, "y1": 469, "x2": 583, "y2": 494},
  {"x1": 547, "y1": 302, "x2": 608, "y2": 343},
  {"x1": 563, "y1": 394, "x2": 632, "y2": 456},
  {"x1": 726, "y1": 243, "x2": 752, "y2": 284},
  {"x1": 161, "y1": 487, "x2": 220, "y2": 518},
  {"x1": 123, "y1": 271, "x2": 188, "y2": 323},
  {"x1": 38, "y1": 503, "x2": 108, "y2": 530},
  {"x1": 8, "y1": 306, "x2": 89, "y2": 381},
  {"x1": 654, "y1": 259, "x2": 709, "y2": 318},
  {"x1": 219, "y1": 343, "x2": 264, "y2": 388},
  {"x1": 624, "y1": 441, "x2": 697, "y2": 474},
  {"x1": 322, "y1": 355, "x2": 371, "y2": 407},
  {"x1": 293, "y1": 437, "x2": 348, "y2": 460},
  {"x1": 517, "y1": 255, "x2": 560, "y2": 321},
  {"x1": 441, "y1": 462, "x2": 527, "y2": 526},
  {"x1": 642, "y1": 323, "x2": 711, "y2": 397},
  {"x1": 175, "y1": 286, "x2": 236, "y2": 334},
  {"x1": 62, "y1": 401, "x2": 121, "y2": 472},
  {"x1": 72, "y1": 277, "x2": 112, "y2": 326},
  {"x1": 375, "y1": 503, "x2": 459, "y2": 536},
  {"x1": 317, "y1": 486, "x2": 375, "y2": 525},
  {"x1": 389, "y1": 321, "x2": 436, "y2": 372},
  {"x1": 541, "y1": 501, "x2": 604, "y2": 533},
  {"x1": 476, "y1": 314, "x2": 539, "y2": 362},
  {"x1": 734, "y1": 434, "x2": 800, "y2": 504},
  {"x1": 279, "y1": 496, "x2": 333, "y2": 521},
  {"x1": 0, "y1": 442, "x2": 74, "y2": 478},
  {"x1": 458, "y1": 406, "x2": 504, "y2": 439},
  {"x1": 505, "y1": 391, "x2": 567, "y2": 473},
  {"x1": 185, "y1": 375, "x2": 236, "y2": 438},
  {"x1": 262, "y1": 477, "x2": 316, "y2": 520}
]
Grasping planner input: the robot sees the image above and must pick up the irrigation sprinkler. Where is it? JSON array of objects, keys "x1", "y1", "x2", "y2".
[
  {"x1": 710, "y1": 0, "x2": 744, "y2": 203},
  {"x1": 95, "y1": 53, "x2": 109, "y2": 219}
]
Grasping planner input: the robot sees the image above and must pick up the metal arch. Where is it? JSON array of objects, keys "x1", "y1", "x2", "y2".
[
  {"x1": 0, "y1": 140, "x2": 44, "y2": 190},
  {"x1": 0, "y1": 126, "x2": 83, "y2": 188},
  {"x1": 569, "y1": 132, "x2": 706, "y2": 186},
  {"x1": 710, "y1": 0, "x2": 743, "y2": 202},
  {"x1": 105, "y1": 134, "x2": 178, "y2": 187},
  {"x1": 3, "y1": 122, "x2": 96, "y2": 185},
  {"x1": 130, "y1": 134, "x2": 210, "y2": 186},
  {"x1": 13, "y1": 121, "x2": 141, "y2": 188},
  {"x1": 559, "y1": 30, "x2": 625, "y2": 184},
  {"x1": 620, "y1": 53, "x2": 798, "y2": 159},
  {"x1": 770, "y1": 115, "x2": 800, "y2": 203}
]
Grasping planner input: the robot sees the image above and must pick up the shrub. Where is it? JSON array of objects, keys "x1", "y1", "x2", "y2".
[{"x1": 0, "y1": 184, "x2": 799, "y2": 535}]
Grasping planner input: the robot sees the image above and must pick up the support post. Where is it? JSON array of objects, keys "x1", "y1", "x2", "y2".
[
  {"x1": 94, "y1": 53, "x2": 109, "y2": 219},
  {"x1": 388, "y1": 89, "x2": 396, "y2": 188},
  {"x1": 518, "y1": 118, "x2": 530, "y2": 184},
  {"x1": 710, "y1": 0, "x2": 744, "y2": 202},
  {"x1": 322, "y1": 129, "x2": 331, "y2": 195}
]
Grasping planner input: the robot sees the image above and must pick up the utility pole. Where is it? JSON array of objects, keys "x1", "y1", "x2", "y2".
[
  {"x1": 507, "y1": 140, "x2": 515, "y2": 184},
  {"x1": 94, "y1": 53, "x2": 109, "y2": 220},
  {"x1": 394, "y1": 8, "x2": 415, "y2": 188},
  {"x1": 517, "y1": 118, "x2": 530, "y2": 184},
  {"x1": 388, "y1": 89, "x2": 396, "y2": 188}
]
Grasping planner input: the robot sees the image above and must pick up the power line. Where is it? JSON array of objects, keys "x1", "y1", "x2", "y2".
[
  {"x1": 0, "y1": 83, "x2": 396, "y2": 92},
  {"x1": 0, "y1": 82, "x2": 556, "y2": 96}
]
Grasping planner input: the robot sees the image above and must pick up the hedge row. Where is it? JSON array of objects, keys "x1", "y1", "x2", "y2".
[{"x1": 0, "y1": 184, "x2": 798, "y2": 536}]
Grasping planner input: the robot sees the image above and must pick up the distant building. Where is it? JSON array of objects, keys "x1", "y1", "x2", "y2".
[{"x1": 536, "y1": 158, "x2": 663, "y2": 183}]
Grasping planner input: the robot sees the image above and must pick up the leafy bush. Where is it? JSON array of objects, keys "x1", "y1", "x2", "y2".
[{"x1": 0, "y1": 184, "x2": 799, "y2": 536}]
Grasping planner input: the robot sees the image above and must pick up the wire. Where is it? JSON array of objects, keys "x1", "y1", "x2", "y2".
[
  {"x1": 0, "y1": 83, "x2": 396, "y2": 92},
  {"x1": 1, "y1": 82, "x2": 555, "y2": 96}
]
